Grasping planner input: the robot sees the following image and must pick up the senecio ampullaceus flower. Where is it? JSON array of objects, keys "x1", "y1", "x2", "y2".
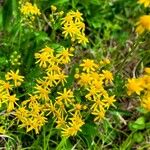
[
  {"x1": 0, "y1": 47, "x2": 116, "y2": 137},
  {"x1": 19, "y1": 1, "x2": 41, "y2": 27},
  {"x1": 126, "y1": 68, "x2": 150, "y2": 111},
  {"x1": 0, "y1": 8, "x2": 116, "y2": 138},
  {"x1": 136, "y1": 15, "x2": 150, "y2": 34}
]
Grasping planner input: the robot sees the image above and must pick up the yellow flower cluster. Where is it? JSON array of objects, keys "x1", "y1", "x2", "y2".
[
  {"x1": 0, "y1": 45, "x2": 116, "y2": 137},
  {"x1": 126, "y1": 68, "x2": 150, "y2": 111},
  {"x1": 61, "y1": 10, "x2": 89, "y2": 45},
  {"x1": 138, "y1": 0, "x2": 150, "y2": 7},
  {"x1": 20, "y1": 2, "x2": 41, "y2": 16},
  {"x1": 20, "y1": 1, "x2": 41, "y2": 27},
  {"x1": 0, "y1": 70, "x2": 24, "y2": 111},
  {"x1": 136, "y1": 1, "x2": 150, "y2": 34},
  {"x1": 75, "y1": 58, "x2": 116, "y2": 122}
]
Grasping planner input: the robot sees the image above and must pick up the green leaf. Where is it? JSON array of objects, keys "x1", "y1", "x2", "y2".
[
  {"x1": 133, "y1": 132, "x2": 144, "y2": 143},
  {"x1": 129, "y1": 117, "x2": 145, "y2": 131}
]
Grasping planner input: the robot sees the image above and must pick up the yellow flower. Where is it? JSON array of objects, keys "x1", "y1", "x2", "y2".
[
  {"x1": 61, "y1": 114, "x2": 84, "y2": 137},
  {"x1": 5, "y1": 69, "x2": 24, "y2": 87},
  {"x1": 77, "y1": 33, "x2": 89, "y2": 45},
  {"x1": 126, "y1": 78, "x2": 144, "y2": 95},
  {"x1": 61, "y1": 14, "x2": 73, "y2": 25},
  {"x1": 56, "y1": 88, "x2": 74, "y2": 106},
  {"x1": 62, "y1": 24, "x2": 79, "y2": 38},
  {"x1": 46, "y1": 64, "x2": 62, "y2": 75},
  {"x1": 92, "y1": 107, "x2": 105, "y2": 122},
  {"x1": 20, "y1": 2, "x2": 41, "y2": 16},
  {"x1": 57, "y1": 73, "x2": 68, "y2": 86},
  {"x1": 7, "y1": 94, "x2": 19, "y2": 112},
  {"x1": 69, "y1": 10, "x2": 83, "y2": 22},
  {"x1": 144, "y1": 67, "x2": 150, "y2": 74},
  {"x1": 80, "y1": 59, "x2": 98, "y2": 73},
  {"x1": 136, "y1": 15, "x2": 150, "y2": 34},
  {"x1": 56, "y1": 48, "x2": 73, "y2": 64},
  {"x1": 0, "y1": 90, "x2": 9, "y2": 107},
  {"x1": 102, "y1": 70, "x2": 113, "y2": 84},
  {"x1": 44, "y1": 72, "x2": 58, "y2": 87},
  {"x1": 15, "y1": 107, "x2": 29, "y2": 123},
  {"x1": 138, "y1": 0, "x2": 150, "y2": 7},
  {"x1": 85, "y1": 86, "x2": 101, "y2": 100},
  {"x1": 142, "y1": 75, "x2": 150, "y2": 90},
  {"x1": 61, "y1": 10, "x2": 88, "y2": 45},
  {"x1": 56, "y1": 116, "x2": 66, "y2": 128},
  {"x1": 141, "y1": 93, "x2": 150, "y2": 111},
  {"x1": 34, "y1": 84, "x2": 50, "y2": 101},
  {"x1": 91, "y1": 97, "x2": 105, "y2": 111},
  {"x1": 26, "y1": 113, "x2": 47, "y2": 134},
  {"x1": 78, "y1": 73, "x2": 92, "y2": 87},
  {"x1": 102, "y1": 95, "x2": 116, "y2": 109},
  {"x1": 35, "y1": 52, "x2": 50, "y2": 68}
]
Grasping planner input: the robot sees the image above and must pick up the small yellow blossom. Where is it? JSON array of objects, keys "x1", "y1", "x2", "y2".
[
  {"x1": 5, "y1": 70, "x2": 24, "y2": 87},
  {"x1": 34, "y1": 84, "x2": 50, "y2": 101},
  {"x1": 35, "y1": 52, "x2": 50, "y2": 68},
  {"x1": 92, "y1": 107, "x2": 106, "y2": 122},
  {"x1": 102, "y1": 95, "x2": 116, "y2": 109},
  {"x1": 144, "y1": 67, "x2": 150, "y2": 74},
  {"x1": 141, "y1": 93, "x2": 150, "y2": 111},
  {"x1": 57, "y1": 88, "x2": 74, "y2": 106},
  {"x1": 56, "y1": 48, "x2": 73, "y2": 64},
  {"x1": 102, "y1": 70, "x2": 113, "y2": 84},
  {"x1": 126, "y1": 78, "x2": 144, "y2": 95},
  {"x1": 20, "y1": 2, "x2": 41, "y2": 16},
  {"x1": 136, "y1": 15, "x2": 150, "y2": 34},
  {"x1": 62, "y1": 114, "x2": 84, "y2": 137},
  {"x1": 78, "y1": 73, "x2": 92, "y2": 87},
  {"x1": 7, "y1": 94, "x2": 19, "y2": 112},
  {"x1": 80, "y1": 59, "x2": 98, "y2": 73}
]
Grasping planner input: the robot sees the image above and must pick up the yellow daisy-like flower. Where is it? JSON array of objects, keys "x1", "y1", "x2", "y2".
[
  {"x1": 136, "y1": 15, "x2": 150, "y2": 34},
  {"x1": 56, "y1": 48, "x2": 73, "y2": 64},
  {"x1": 138, "y1": 0, "x2": 150, "y2": 7},
  {"x1": 20, "y1": 2, "x2": 41, "y2": 16},
  {"x1": 61, "y1": 114, "x2": 84, "y2": 137},
  {"x1": 34, "y1": 84, "x2": 50, "y2": 101},
  {"x1": 35, "y1": 52, "x2": 50, "y2": 68},
  {"x1": 126, "y1": 78, "x2": 144, "y2": 95},
  {"x1": 5, "y1": 70, "x2": 24, "y2": 87},
  {"x1": 7, "y1": 94, "x2": 19, "y2": 112},
  {"x1": 80, "y1": 59, "x2": 98, "y2": 73},
  {"x1": 102, "y1": 70, "x2": 113, "y2": 84},
  {"x1": 56, "y1": 88, "x2": 74, "y2": 106},
  {"x1": 92, "y1": 107, "x2": 106, "y2": 122}
]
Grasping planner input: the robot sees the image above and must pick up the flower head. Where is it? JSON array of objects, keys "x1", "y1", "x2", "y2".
[
  {"x1": 80, "y1": 59, "x2": 98, "y2": 73},
  {"x1": 5, "y1": 70, "x2": 24, "y2": 87},
  {"x1": 136, "y1": 15, "x2": 150, "y2": 34},
  {"x1": 126, "y1": 78, "x2": 144, "y2": 95}
]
